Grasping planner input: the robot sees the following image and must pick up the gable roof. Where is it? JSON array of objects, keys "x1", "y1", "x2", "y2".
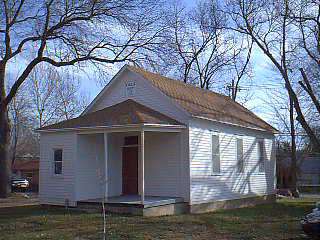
[
  {"x1": 38, "y1": 99, "x2": 183, "y2": 131},
  {"x1": 127, "y1": 65, "x2": 277, "y2": 133}
]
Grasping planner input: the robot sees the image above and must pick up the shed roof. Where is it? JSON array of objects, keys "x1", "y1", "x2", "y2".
[
  {"x1": 127, "y1": 66, "x2": 277, "y2": 132},
  {"x1": 38, "y1": 99, "x2": 183, "y2": 131}
]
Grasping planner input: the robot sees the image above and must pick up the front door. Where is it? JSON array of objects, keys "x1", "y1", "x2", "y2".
[{"x1": 122, "y1": 137, "x2": 138, "y2": 195}]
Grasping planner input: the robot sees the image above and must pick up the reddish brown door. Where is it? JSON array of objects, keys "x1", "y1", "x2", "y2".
[{"x1": 122, "y1": 146, "x2": 138, "y2": 195}]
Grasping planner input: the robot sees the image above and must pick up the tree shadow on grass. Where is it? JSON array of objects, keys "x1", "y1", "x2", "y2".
[{"x1": 195, "y1": 199, "x2": 317, "y2": 240}]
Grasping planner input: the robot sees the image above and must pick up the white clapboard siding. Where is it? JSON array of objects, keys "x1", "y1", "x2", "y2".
[
  {"x1": 106, "y1": 133, "x2": 123, "y2": 197},
  {"x1": 75, "y1": 134, "x2": 105, "y2": 201},
  {"x1": 87, "y1": 69, "x2": 189, "y2": 124},
  {"x1": 144, "y1": 132, "x2": 187, "y2": 198},
  {"x1": 39, "y1": 132, "x2": 77, "y2": 206},
  {"x1": 189, "y1": 119, "x2": 276, "y2": 204}
]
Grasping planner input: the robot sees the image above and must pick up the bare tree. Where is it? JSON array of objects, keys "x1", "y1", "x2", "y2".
[
  {"x1": 6, "y1": 63, "x2": 89, "y2": 174},
  {"x1": 227, "y1": 37, "x2": 253, "y2": 101},
  {"x1": 226, "y1": 0, "x2": 320, "y2": 193},
  {"x1": 192, "y1": 0, "x2": 237, "y2": 90},
  {"x1": 264, "y1": 85, "x2": 302, "y2": 192},
  {"x1": 28, "y1": 64, "x2": 60, "y2": 128},
  {"x1": 168, "y1": 2, "x2": 203, "y2": 84},
  {"x1": 28, "y1": 64, "x2": 88, "y2": 128},
  {"x1": 168, "y1": 0, "x2": 235, "y2": 88},
  {"x1": 166, "y1": 1, "x2": 229, "y2": 89},
  {"x1": 54, "y1": 69, "x2": 89, "y2": 121},
  {"x1": 164, "y1": 0, "x2": 254, "y2": 101},
  {"x1": 7, "y1": 75, "x2": 33, "y2": 166},
  {"x1": 0, "y1": 0, "x2": 166, "y2": 197},
  {"x1": 227, "y1": 0, "x2": 320, "y2": 150}
]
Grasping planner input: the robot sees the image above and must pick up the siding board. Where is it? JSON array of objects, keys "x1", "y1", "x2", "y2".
[
  {"x1": 189, "y1": 119, "x2": 276, "y2": 204},
  {"x1": 39, "y1": 132, "x2": 77, "y2": 206},
  {"x1": 88, "y1": 69, "x2": 189, "y2": 124},
  {"x1": 145, "y1": 132, "x2": 183, "y2": 198}
]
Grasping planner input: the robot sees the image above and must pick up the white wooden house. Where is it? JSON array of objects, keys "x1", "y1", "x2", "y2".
[{"x1": 37, "y1": 65, "x2": 277, "y2": 216}]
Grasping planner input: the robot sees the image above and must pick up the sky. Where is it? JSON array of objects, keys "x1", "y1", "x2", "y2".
[
  {"x1": 5, "y1": 0, "x2": 289, "y2": 131},
  {"x1": 75, "y1": 38, "x2": 286, "y2": 130},
  {"x1": 75, "y1": 47, "x2": 285, "y2": 130}
]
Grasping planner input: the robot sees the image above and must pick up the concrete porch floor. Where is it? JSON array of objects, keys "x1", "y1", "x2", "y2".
[{"x1": 81, "y1": 195, "x2": 184, "y2": 208}]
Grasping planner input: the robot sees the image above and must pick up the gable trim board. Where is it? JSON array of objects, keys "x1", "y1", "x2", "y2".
[
  {"x1": 193, "y1": 116, "x2": 276, "y2": 134},
  {"x1": 81, "y1": 66, "x2": 128, "y2": 116},
  {"x1": 37, "y1": 123, "x2": 186, "y2": 133}
]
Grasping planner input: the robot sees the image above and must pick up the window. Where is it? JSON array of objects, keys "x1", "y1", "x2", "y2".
[
  {"x1": 258, "y1": 140, "x2": 265, "y2": 172},
  {"x1": 236, "y1": 138, "x2": 244, "y2": 172},
  {"x1": 212, "y1": 135, "x2": 220, "y2": 173},
  {"x1": 54, "y1": 149, "x2": 63, "y2": 175},
  {"x1": 125, "y1": 81, "x2": 136, "y2": 96}
]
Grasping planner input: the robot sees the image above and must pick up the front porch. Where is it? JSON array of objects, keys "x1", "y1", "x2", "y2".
[
  {"x1": 74, "y1": 124, "x2": 189, "y2": 215},
  {"x1": 51, "y1": 100, "x2": 190, "y2": 216},
  {"x1": 81, "y1": 195, "x2": 185, "y2": 208},
  {"x1": 78, "y1": 195, "x2": 188, "y2": 216}
]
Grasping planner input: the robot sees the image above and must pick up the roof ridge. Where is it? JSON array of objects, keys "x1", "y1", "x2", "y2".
[
  {"x1": 127, "y1": 65, "x2": 265, "y2": 115},
  {"x1": 127, "y1": 65, "x2": 232, "y2": 100},
  {"x1": 127, "y1": 65, "x2": 277, "y2": 132}
]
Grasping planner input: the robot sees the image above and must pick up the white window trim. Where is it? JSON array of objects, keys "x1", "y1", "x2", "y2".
[
  {"x1": 211, "y1": 132, "x2": 221, "y2": 175},
  {"x1": 52, "y1": 148, "x2": 63, "y2": 177}
]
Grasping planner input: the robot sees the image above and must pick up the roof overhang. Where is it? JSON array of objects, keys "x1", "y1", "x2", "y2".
[
  {"x1": 36, "y1": 123, "x2": 186, "y2": 134},
  {"x1": 193, "y1": 115, "x2": 279, "y2": 134}
]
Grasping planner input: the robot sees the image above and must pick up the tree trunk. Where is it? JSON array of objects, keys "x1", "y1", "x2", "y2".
[
  {"x1": 0, "y1": 108, "x2": 10, "y2": 198},
  {"x1": 284, "y1": 77, "x2": 320, "y2": 150},
  {"x1": 289, "y1": 97, "x2": 299, "y2": 197},
  {"x1": 231, "y1": 78, "x2": 236, "y2": 101},
  {"x1": 0, "y1": 63, "x2": 10, "y2": 198}
]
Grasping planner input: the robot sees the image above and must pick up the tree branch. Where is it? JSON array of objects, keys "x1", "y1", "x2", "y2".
[{"x1": 298, "y1": 68, "x2": 320, "y2": 114}]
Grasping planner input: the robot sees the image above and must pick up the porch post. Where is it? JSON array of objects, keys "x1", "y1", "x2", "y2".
[
  {"x1": 140, "y1": 130, "x2": 145, "y2": 204},
  {"x1": 104, "y1": 132, "x2": 108, "y2": 199}
]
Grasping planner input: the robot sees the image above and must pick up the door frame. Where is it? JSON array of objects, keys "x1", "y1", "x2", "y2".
[{"x1": 121, "y1": 136, "x2": 139, "y2": 195}]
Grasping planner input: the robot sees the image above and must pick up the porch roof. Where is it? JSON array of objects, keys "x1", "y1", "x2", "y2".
[{"x1": 38, "y1": 99, "x2": 184, "y2": 132}]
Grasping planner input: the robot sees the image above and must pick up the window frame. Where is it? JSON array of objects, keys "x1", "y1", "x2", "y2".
[
  {"x1": 125, "y1": 80, "x2": 136, "y2": 97},
  {"x1": 257, "y1": 139, "x2": 265, "y2": 173},
  {"x1": 236, "y1": 137, "x2": 244, "y2": 173},
  {"x1": 53, "y1": 148, "x2": 63, "y2": 176},
  {"x1": 211, "y1": 133, "x2": 221, "y2": 175}
]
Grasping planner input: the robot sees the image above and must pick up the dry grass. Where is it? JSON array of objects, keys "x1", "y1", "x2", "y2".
[{"x1": 0, "y1": 197, "x2": 318, "y2": 240}]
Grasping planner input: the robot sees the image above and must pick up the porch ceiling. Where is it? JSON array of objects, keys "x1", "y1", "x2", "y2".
[{"x1": 37, "y1": 99, "x2": 185, "y2": 132}]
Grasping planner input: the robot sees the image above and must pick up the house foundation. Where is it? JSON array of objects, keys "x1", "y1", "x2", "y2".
[
  {"x1": 76, "y1": 194, "x2": 276, "y2": 216},
  {"x1": 190, "y1": 194, "x2": 276, "y2": 214}
]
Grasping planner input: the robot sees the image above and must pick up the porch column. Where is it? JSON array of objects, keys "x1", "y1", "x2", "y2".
[
  {"x1": 140, "y1": 130, "x2": 145, "y2": 204},
  {"x1": 104, "y1": 132, "x2": 108, "y2": 199}
]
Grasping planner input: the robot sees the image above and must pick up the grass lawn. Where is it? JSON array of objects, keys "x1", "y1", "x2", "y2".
[{"x1": 0, "y1": 197, "x2": 318, "y2": 240}]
